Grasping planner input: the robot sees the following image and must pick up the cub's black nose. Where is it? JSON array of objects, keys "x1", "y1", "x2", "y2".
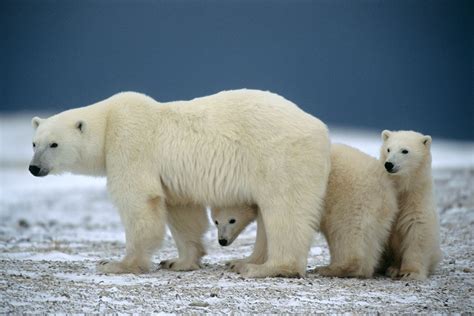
[
  {"x1": 29, "y1": 165, "x2": 41, "y2": 176},
  {"x1": 384, "y1": 162, "x2": 394, "y2": 172},
  {"x1": 219, "y1": 239, "x2": 228, "y2": 246}
]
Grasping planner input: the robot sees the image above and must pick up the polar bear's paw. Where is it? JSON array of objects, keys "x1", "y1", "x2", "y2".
[
  {"x1": 97, "y1": 259, "x2": 149, "y2": 274},
  {"x1": 159, "y1": 259, "x2": 201, "y2": 271},
  {"x1": 238, "y1": 263, "x2": 303, "y2": 278},
  {"x1": 227, "y1": 259, "x2": 249, "y2": 273},
  {"x1": 312, "y1": 263, "x2": 369, "y2": 278}
]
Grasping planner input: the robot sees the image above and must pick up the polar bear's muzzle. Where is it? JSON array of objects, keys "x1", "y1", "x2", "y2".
[{"x1": 28, "y1": 164, "x2": 49, "y2": 177}]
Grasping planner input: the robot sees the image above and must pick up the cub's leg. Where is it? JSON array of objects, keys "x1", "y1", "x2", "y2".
[
  {"x1": 160, "y1": 204, "x2": 209, "y2": 271},
  {"x1": 385, "y1": 231, "x2": 402, "y2": 278},
  {"x1": 397, "y1": 226, "x2": 429, "y2": 280},
  {"x1": 314, "y1": 206, "x2": 371, "y2": 278}
]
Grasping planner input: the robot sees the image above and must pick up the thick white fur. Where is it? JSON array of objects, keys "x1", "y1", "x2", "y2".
[
  {"x1": 317, "y1": 144, "x2": 399, "y2": 278},
  {"x1": 380, "y1": 130, "x2": 441, "y2": 280},
  {"x1": 215, "y1": 144, "x2": 399, "y2": 278},
  {"x1": 30, "y1": 89, "x2": 330, "y2": 277}
]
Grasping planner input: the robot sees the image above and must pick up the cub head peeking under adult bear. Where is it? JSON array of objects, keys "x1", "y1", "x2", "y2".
[{"x1": 211, "y1": 205, "x2": 258, "y2": 246}]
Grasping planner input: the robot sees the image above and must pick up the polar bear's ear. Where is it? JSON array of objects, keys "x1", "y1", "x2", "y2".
[
  {"x1": 31, "y1": 117, "x2": 43, "y2": 129},
  {"x1": 381, "y1": 130, "x2": 391, "y2": 141},
  {"x1": 422, "y1": 135, "x2": 432, "y2": 147},
  {"x1": 75, "y1": 120, "x2": 85, "y2": 133}
]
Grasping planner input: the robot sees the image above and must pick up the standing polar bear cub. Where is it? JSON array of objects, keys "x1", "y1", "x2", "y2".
[
  {"x1": 381, "y1": 130, "x2": 441, "y2": 280},
  {"x1": 29, "y1": 89, "x2": 331, "y2": 278}
]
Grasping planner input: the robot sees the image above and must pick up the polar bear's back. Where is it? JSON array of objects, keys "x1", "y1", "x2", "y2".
[
  {"x1": 105, "y1": 89, "x2": 330, "y2": 207},
  {"x1": 171, "y1": 89, "x2": 326, "y2": 139}
]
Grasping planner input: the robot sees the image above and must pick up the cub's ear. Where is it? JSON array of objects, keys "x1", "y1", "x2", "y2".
[
  {"x1": 422, "y1": 135, "x2": 432, "y2": 147},
  {"x1": 75, "y1": 120, "x2": 85, "y2": 133},
  {"x1": 381, "y1": 130, "x2": 391, "y2": 141},
  {"x1": 31, "y1": 117, "x2": 43, "y2": 129}
]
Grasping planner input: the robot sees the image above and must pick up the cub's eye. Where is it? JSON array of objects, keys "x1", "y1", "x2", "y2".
[
  {"x1": 387, "y1": 148, "x2": 390, "y2": 153},
  {"x1": 32, "y1": 142, "x2": 36, "y2": 148},
  {"x1": 214, "y1": 220, "x2": 218, "y2": 225},
  {"x1": 50, "y1": 143, "x2": 58, "y2": 148},
  {"x1": 402, "y1": 149, "x2": 409, "y2": 154},
  {"x1": 229, "y1": 219, "x2": 236, "y2": 224}
]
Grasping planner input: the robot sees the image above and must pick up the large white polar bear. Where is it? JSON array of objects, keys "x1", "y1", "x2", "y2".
[
  {"x1": 29, "y1": 89, "x2": 331, "y2": 278},
  {"x1": 380, "y1": 130, "x2": 441, "y2": 280}
]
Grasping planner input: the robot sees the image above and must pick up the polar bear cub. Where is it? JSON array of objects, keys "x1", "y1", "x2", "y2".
[
  {"x1": 380, "y1": 130, "x2": 441, "y2": 280},
  {"x1": 211, "y1": 205, "x2": 267, "y2": 270},
  {"x1": 213, "y1": 144, "x2": 399, "y2": 278},
  {"x1": 29, "y1": 89, "x2": 331, "y2": 278}
]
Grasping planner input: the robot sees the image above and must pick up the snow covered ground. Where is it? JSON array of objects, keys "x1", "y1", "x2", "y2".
[{"x1": 1, "y1": 115, "x2": 473, "y2": 313}]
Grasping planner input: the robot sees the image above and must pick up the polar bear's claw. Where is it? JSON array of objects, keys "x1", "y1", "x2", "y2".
[
  {"x1": 398, "y1": 269, "x2": 426, "y2": 281},
  {"x1": 160, "y1": 259, "x2": 200, "y2": 271}
]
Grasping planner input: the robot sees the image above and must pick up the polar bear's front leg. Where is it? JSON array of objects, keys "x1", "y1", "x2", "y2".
[
  {"x1": 97, "y1": 193, "x2": 167, "y2": 274},
  {"x1": 160, "y1": 204, "x2": 208, "y2": 271},
  {"x1": 228, "y1": 213, "x2": 267, "y2": 272}
]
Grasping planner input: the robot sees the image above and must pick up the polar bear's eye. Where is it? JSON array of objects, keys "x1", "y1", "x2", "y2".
[
  {"x1": 50, "y1": 143, "x2": 58, "y2": 148},
  {"x1": 229, "y1": 219, "x2": 236, "y2": 224},
  {"x1": 214, "y1": 220, "x2": 218, "y2": 226},
  {"x1": 387, "y1": 148, "x2": 390, "y2": 153},
  {"x1": 402, "y1": 149, "x2": 409, "y2": 154},
  {"x1": 32, "y1": 142, "x2": 36, "y2": 148}
]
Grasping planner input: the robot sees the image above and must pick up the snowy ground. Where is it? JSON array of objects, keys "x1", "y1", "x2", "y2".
[{"x1": 1, "y1": 115, "x2": 473, "y2": 313}]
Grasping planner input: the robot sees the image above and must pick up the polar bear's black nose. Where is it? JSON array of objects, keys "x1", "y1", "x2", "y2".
[
  {"x1": 29, "y1": 165, "x2": 41, "y2": 176},
  {"x1": 219, "y1": 239, "x2": 228, "y2": 246},
  {"x1": 384, "y1": 162, "x2": 394, "y2": 172}
]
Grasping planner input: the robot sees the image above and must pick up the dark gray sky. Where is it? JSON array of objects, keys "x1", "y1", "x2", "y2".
[{"x1": 1, "y1": 0, "x2": 472, "y2": 140}]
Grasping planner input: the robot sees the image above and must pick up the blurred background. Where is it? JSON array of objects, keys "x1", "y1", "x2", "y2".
[
  {"x1": 0, "y1": 3, "x2": 473, "y2": 311},
  {"x1": 1, "y1": 0, "x2": 472, "y2": 141}
]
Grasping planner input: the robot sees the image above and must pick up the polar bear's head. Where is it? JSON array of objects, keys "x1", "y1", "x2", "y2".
[
  {"x1": 380, "y1": 130, "x2": 432, "y2": 175},
  {"x1": 211, "y1": 205, "x2": 258, "y2": 246},
  {"x1": 29, "y1": 114, "x2": 86, "y2": 177},
  {"x1": 29, "y1": 108, "x2": 105, "y2": 177}
]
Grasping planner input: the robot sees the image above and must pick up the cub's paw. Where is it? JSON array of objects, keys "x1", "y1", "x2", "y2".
[
  {"x1": 399, "y1": 270, "x2": 426, "y2": 281},
  {"x1": 160, "y1": 259, "x2": 200, "y2": 271},
  {"x1": 312, "y1": 265, "x2": 337, "y2": 277},
  {"x1": 97, "y1": 259, "x2": 149, "y2": 274},
  {"x1": 385, "y1": 266, "x2": 400, "y2": 279}
]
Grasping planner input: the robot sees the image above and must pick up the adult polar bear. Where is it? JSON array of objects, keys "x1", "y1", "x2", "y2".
[{"x1": 29, "y1": 89, "x2": 331, "y2": 278}]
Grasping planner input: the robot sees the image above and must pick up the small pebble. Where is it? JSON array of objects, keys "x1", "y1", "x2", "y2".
[
  {"x1": 18, "y1": 219, "x2": 30, "y2": 228},
  {"x1": 463, "y1": 267, "x2": 471, "y2": 273},
  {"x1": 189, "y1": 301, "x2": 209, "y2": 307}
]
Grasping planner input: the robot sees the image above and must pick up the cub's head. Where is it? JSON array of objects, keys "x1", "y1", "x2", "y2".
[
  {"x1": 29, "y1": 114, "x2": 87, "y2": 177},
  {"x1": 211, "y1": 205, "x2": 258, "y2": 247},
  {"x1": 380, "y1": 130, "x2": 432, "y2": 175}
]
